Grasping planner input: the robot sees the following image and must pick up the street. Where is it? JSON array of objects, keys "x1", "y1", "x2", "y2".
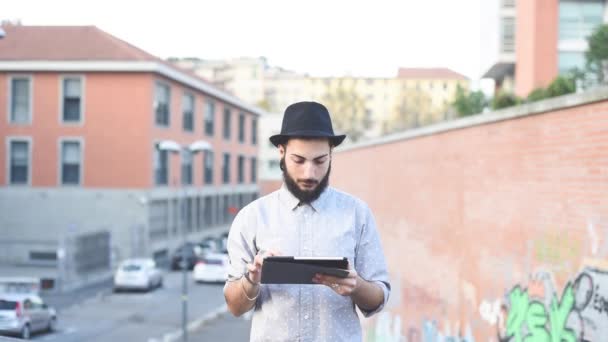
[{"x1": 23, "y1": 271, "x2": 250, "y2": 341}]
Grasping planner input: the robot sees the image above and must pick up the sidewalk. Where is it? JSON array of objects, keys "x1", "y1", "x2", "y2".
[{"x1": 190, "y1": 311, "x2": 251, "y2": 341}]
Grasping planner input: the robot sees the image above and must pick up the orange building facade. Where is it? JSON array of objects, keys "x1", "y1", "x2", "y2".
[{"x1": 0, "y1": 25, "x2": 264, "y2": 291}]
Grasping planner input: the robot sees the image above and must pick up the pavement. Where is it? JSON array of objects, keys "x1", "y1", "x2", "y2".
[{"x1": 189, "y1": 311, "x2": 252, "y2": 341}]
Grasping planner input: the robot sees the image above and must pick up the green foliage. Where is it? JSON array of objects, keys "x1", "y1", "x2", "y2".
[
  {"x1": 585, "y1": 24, "x2": 608, "y2": 83},
  {"x1": 526, "y1": 87, "x2": 548, "y2": 102},
  {"x1": 546, "y1": 75, "x2": 576, "y2": 97},
  {"x1": 492, "y1": 91, "x2": 520, "y2": 110},
  {"x1": 452, "y1": 85, "x2": 486, "y2": 117},
  {"x1": 322, "y1": 83, "x2": 370, "y2": 143}
]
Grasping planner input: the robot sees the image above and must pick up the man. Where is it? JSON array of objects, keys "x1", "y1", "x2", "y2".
[{"x1": 224, "y1": 101, "x2": 390, "y2": 341}]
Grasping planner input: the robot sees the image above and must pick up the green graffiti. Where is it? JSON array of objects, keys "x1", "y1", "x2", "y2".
[
  {"x1": 504, "y1": 282, "x2": 578, "y2": 342},
  {"x1": 525, "y1": 302, "x2": 550, "y2": 342},
  {"x1": 549, "y1": 284, "x2": 576, "y2": 342},
  {"x1": 506, "y1": 286, "x2": 529, "y2": 342}
]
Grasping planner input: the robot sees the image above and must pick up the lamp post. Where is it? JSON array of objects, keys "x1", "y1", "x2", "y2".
[{"x1": 157, "y1": 139, "x2": 212, "y2": 342}]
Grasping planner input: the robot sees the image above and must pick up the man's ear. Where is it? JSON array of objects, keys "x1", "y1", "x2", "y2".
[{"x1": 279, "y1": 144, "x2": 285, "y2": 158}]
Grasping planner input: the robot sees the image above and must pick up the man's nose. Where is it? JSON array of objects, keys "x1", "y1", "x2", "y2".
[{"x1": 303, "y1": 162, "x2": 316, "y2": 179}]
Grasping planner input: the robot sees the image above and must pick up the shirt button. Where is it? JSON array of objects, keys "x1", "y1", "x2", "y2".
[{"x1": 304, "y1": 315, "x2": 309, "y2": 320}]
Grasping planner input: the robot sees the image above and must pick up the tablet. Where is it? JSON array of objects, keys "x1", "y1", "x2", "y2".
[{"x1": 260, "y1": 256, "x2": 349, "y2": 284}]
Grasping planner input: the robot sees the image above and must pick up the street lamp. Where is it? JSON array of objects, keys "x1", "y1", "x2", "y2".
[{"x1": 156, "y1": 139, "x2": 212, "y2": 342}]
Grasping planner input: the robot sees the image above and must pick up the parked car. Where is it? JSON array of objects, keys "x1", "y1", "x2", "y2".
[
  {"x1": 192, "y1": 253, "x2": 230, "y2": 283},
  {"x1": 0, "y1": 293, "x2": 57, "y2": 339},
  {"x1": 113, "y1": 258, "x2": 163, "y2": 292},
  {"x1": 171, "y1": 242, "x2": 205, "y2": 270}
]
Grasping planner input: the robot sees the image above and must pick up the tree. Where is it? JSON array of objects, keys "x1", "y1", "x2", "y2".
[
  {"x1": 585, "y1": 24, "x2": 608, "y2": 83},
  {"x1": 492, "y1": 91, "x2": 520, "y2": 110},
  {"x1": 526, "y1": 87, "x2": 548, "y2": 102},
  {"x1": 452, "y1": 85, "x2": 486, "y2": 117},
  {"x1": 256, "y1": 98, "x2": 272, "y2": 112},
  {"x1": 321, "y1": 81, "x2": 370, "y2": 143},
  {"x1": 545, "y1": 75, "x2": 575, "y2": 97},
  {"x1": 383, "y1": 89, "x2": 434, "y2": 134}
]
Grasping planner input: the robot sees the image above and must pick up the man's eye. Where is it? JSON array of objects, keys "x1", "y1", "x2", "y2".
[
  {"x1": 293, "y1": 159, "x2": 305, "y2": 164},
  {"x1": 314, "y1": 159, "x2": 326, "y2": 165}
]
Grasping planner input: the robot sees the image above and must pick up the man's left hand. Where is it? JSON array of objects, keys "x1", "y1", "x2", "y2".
[{"x1": 312, "y1": 269, "x2": 359, "y2": 296}]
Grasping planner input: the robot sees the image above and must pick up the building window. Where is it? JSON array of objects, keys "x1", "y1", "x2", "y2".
[
  {"x1": 204, "y1": 101, "x2": 215, "y2": 136},
  {"x1": 62, "y1": 77, "x2": 83, "y2": 122},
  {"x1": 154, "y1": 147, "x2": 168, "y2": 186},
  {"x1": 250, "y1": 157, "x2": 257, "y2": 183},
  {"x1": 155, "y1": 83, "x2": 170, "y2": 126},
  {"x1": 501, "y1": 17, "x2": 515, "y2": 53},
  {"x1": 559, "y1": 1, "x2": 605, "y2": 41},
  {"x1": 222, "y1": 153, "x2": 231, "y2": 184},
  {"x1": 204, "y1": 150, "x2": 214, "y2": 185},
  {"x1": 237, "y1": 155, "x2": 245, "y2": 184},
  {"x1": 181, "y1": 149, "x2": 193, "y2": 185},
  {"x1": 238, "y1": 112, "x2": 245, "y2": 143},
  {"x1": 61, "y1": 140, "x2": 81, "y2": 185},
  {"x1": 9, "y1": 76, "x2": 32, "y2": 124},
  {"x1": 182, "y1": 93, "x2": 194, "y2": 132},
  {"x1": 223, "y1": 108, "x2": 232, "y2": 140},
  {"x1": 8, "y1": 140, "x2": 30, "y2": 185},
  {"x1": 251, "y1": 118, "x2": 258, "y2": 145}
]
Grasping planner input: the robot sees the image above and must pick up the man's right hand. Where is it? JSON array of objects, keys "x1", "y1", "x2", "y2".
[{"x1": 246, "y1": 250, "x2": 279, "y2": 284}]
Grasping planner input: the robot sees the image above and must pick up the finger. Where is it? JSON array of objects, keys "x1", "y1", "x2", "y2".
[
  {"x1": 265, "y1": 249, "x2": 281, "y2": 257},
  {"x1": 247, "y1": 263, "x2": 261, "y2": 273}
]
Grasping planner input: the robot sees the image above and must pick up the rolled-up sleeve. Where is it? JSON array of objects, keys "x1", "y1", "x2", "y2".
[
  {"x1": 354, "y1": 205, "x2": 391, "y2": 317},
  {"x1": 225, "y1": 205, "x2": 257, "y2": 282}
]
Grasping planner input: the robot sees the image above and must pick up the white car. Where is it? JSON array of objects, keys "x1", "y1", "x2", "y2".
[
  {"x1": 193, "y1": 253, "x2": 229, "y2": 283},
  {"x1": 113, "y1": 258, "x2": 163, "y2": 292},
  {"x1": 0, "y1": 293, "x2": 57, "y2": 339}
]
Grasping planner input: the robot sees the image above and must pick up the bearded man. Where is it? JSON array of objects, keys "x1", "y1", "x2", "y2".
[{"x1": 223, "y1": 101, "x2": 390, "y2": 342}]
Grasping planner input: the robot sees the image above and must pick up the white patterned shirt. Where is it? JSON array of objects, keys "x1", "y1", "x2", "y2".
[{"x1": 225, "y1": 185, "x2": 391, "y2": 342}]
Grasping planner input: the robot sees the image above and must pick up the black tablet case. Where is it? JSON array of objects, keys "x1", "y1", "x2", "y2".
[{"x1": 260, "y1": 256, "x2": 349, "y2": 284}]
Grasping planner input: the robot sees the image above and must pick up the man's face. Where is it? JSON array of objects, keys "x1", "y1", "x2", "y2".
[{"x1": 280, "y1": 138, "x2": 331, "y2": 204}]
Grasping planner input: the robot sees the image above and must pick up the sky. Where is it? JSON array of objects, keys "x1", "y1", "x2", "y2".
[{"x1": 3, "y1": 0, "x2": 490, "y2": 83}]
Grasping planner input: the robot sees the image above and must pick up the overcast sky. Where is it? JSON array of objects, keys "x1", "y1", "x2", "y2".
[{"x1": 3, "y1": 0, "x2": 488, "y2": 82}]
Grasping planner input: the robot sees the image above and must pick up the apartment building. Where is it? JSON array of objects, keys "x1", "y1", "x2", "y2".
[
  {"x1": 0, "y1": 25, "x2": 263, "y2": 291},
  {"x1": 483, "y1": 0, "x2": 608, "y2": 97},
  {"x1": 171, "y1": 57, "x2": 469, "y2": 140}
]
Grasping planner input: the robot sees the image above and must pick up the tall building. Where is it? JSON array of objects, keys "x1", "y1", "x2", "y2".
[
  {"x1": 483, "y1": 0, "x2": 608, "y2": 97},
  {"x1": 0, "y1": 25, "x2": 264, "y2": 291},
  {"x1": 481, "y1": 0, "x2": 516, "y2": 94}
]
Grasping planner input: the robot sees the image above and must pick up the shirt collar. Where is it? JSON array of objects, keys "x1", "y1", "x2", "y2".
[{"x1": 279, "y1": 184, "x2": 331, "y2": 213}]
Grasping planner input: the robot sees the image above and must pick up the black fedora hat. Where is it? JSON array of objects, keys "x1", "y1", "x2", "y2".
[{"x1": 269, "y1": 101, "x2": 346, "y2": 147}]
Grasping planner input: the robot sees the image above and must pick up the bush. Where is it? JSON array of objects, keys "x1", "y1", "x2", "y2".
[
  {"x1": 492, "y1": 91, "x2": 520, "y2": 110},
  {"x1": 452, "y1": 85, "x2": 487, "y2": 117},
  {"x1": 546, "y1": 75, "x2": 576, "y2": 97},
  {"x1": 526, "y1": 87, "x2": 548, "y2": 102}
]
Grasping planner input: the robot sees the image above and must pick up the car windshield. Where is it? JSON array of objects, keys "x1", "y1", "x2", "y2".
[
  {"x1": 121, "y1": 264, "x2": 143, "y2": 272},
  {"x1": 0, "y1": 300, "x2": 18, "y2": 310},
  {"x1": 203, "y1": 258, "x2": 224, "y2": 265}
]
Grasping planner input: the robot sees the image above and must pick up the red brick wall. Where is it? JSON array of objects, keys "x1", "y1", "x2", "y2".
[{"x1": 331, "y1": 97, "x2": 608, "y2": 341}]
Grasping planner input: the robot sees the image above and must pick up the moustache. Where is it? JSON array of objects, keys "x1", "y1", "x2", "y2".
[{"x1": 298, "y1": 179, "x2": 318, "y2": 186}]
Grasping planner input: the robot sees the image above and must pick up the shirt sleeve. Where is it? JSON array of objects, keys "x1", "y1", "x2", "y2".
[
  {"x1": 225, "y1": 205, "x2": 258, "y2": 282},
  {"x1": 354, "y1": 204, "x2": 391, "y2": 317}
]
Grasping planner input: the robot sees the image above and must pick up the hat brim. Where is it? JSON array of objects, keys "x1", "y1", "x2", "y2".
[{"x1": 269, "y1": 131, "x2": 346, "y2": 147}]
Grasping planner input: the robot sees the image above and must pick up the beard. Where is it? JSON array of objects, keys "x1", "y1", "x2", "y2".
[{"x1": 281, "y1": 157, "x2": 331, "y2": 204}]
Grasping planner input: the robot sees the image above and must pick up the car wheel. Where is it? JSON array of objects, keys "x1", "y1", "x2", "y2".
[
  {"x1": 21, "y1": 324, "x2": 31, "y2": 339},
  {"x1": 48, "y1": 317, "x2": 58, "y2": 332}
]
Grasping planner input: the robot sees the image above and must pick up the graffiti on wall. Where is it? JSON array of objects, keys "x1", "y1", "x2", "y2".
[{"x1": 485, "y1": 267, "x2": 608, "y2": 342}]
